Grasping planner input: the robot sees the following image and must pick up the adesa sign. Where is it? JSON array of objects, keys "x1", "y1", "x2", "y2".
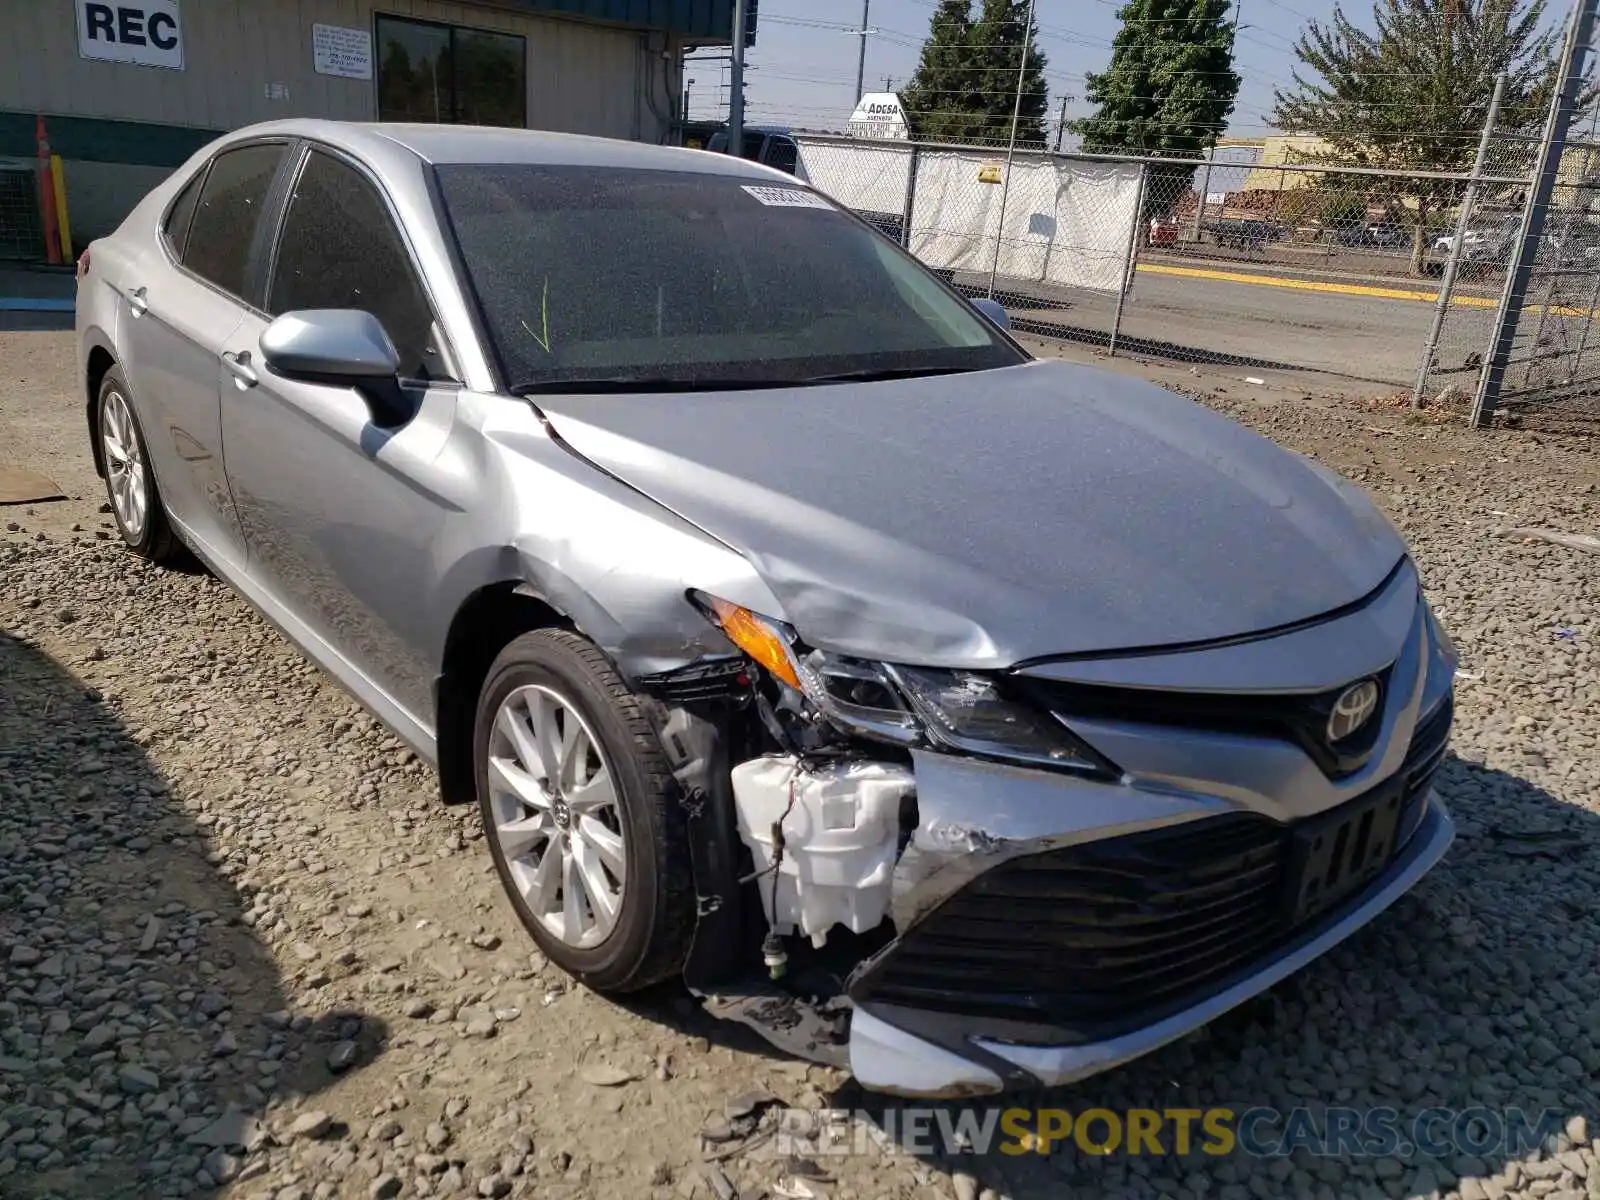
[{"x1": 75, "y1": 0, "x2": 185, "y2": 70}]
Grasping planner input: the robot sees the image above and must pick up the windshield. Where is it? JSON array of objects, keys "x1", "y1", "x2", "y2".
[{"x1": 433, "y1": 163, "x2": 1025, "y2": 390}]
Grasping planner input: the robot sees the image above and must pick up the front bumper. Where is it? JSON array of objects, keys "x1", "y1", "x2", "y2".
[
  {"x1": 848, "y1": 791, "x2": 1453, "y2": 1098},
  {"x1": 841, "y1": 568, "x2": 1456, "y2": 1098}
]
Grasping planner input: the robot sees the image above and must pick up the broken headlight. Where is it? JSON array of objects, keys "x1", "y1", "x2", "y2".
[
  {"x1": 885, "y1": 665, "x2": 1113, "y2": 774},
  {"x1": 693, "y1": 593, "x2": 1114, "y2": 772}
]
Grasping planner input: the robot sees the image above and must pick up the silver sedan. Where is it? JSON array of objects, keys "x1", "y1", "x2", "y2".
[{"x1": 75, "y1": 120, "x2": 1456, "y2": 1098}]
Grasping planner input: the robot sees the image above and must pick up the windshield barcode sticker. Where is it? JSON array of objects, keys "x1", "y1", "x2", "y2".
[{"x1": 741, "y1": 185, "x2": 833, "y2": 210}]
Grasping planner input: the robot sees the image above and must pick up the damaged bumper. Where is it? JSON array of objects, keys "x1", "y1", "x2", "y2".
[
  {"x1": 838, "y1": 602, "x2": 1455, "y2": 1098},
  {"x1": 848, "y1": 791, "x2": 1453, "y2": 1098}
]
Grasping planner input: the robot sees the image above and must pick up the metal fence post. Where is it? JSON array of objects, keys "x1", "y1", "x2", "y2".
[
  {"x1": 1191, "y1": 143, "x2": 1216, "y2": 242},
  {"x1": 1108, "y1": 164, "x2": 1148, "y2": 358},
  {"x1": 986, "y1": 0, "x2": 1038, "y2": 299},
  {"x1": 1521, "y1": 269, "x2": 1561, "y2": 388},
  {"x1": 1413, "y1": 73, "x2": 1506, "y2": 408},
  {"x1": 899, "y1": 143, "x2": 919, "y2": 250},
  {"x1": 1471, "y1": 0, "x2": 1597, "y2": 427},
  {"x1": 1568, "y1": 271, "x2": 1600, "y2": 375}
]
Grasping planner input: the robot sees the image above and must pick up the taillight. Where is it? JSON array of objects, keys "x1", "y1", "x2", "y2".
[{"x1": 76, "y1": 247, "x2": 91, "y2": 279}]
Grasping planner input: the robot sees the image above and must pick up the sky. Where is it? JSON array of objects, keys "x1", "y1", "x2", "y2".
[{"x1": 683, "y1": 0, "x2": 1334, "y2": 140}]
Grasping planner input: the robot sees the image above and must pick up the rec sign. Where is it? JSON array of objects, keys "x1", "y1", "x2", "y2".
[{"x1": 76, "y1": 0, "x2": 185, "y2": 70}]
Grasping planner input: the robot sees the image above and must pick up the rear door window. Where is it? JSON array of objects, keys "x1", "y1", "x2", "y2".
[
  {"x1": 267, "y1": 148, "x2": 446, "y2": 381},
  {"x1": 183, "y1": 144, "x2": 288, "y2": 300}
]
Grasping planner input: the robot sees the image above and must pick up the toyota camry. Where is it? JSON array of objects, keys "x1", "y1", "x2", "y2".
[{"x1": 74, "y1": 120, "x2": 1455, "y2": 1098}]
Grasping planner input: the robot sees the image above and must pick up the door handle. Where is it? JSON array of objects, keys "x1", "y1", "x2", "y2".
[
  {"x1": 222, "y1": 350, "x2": 258, "y2": 389},
  {"x1": 127, "y1": 286, "x2": 148, "y2": 318}
]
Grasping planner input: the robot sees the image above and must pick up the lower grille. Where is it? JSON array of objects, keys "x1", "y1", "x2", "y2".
[
  {"x1": 853, "y1": 696, "x2": 1452, "y2": 1040},
  {"x1": 856, "y1": 813, "x2": 1288, "y2": 1032}
]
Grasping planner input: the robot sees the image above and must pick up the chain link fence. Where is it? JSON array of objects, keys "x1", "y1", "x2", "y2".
[
  {"x1": 0, "y1": 161, "x2": 44, "y2": 262},
  {"x1": 796, "y1": 101, "x2": 1600, "y2": 428}
]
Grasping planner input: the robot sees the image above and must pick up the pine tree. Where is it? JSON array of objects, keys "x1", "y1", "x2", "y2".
[
  {"x1": 1272, "y1": 0, "x2": 1564, "y2": 273},
  {"x1": 967, "y1": 0, "x2": 1051, "y2": 146},
  {"x1": 900, "y1": 0, "x2": 1049, "y2": 145},
  {"x1": 1075, "y1": 0, "x2": 1241, "y2": 211}
]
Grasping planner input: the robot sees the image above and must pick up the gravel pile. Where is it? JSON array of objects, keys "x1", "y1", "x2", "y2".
[{"x1": 2, "y1": 373, "x2": 1599, "y2": 1200}]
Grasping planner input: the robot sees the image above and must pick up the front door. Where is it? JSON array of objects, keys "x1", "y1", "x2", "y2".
[{"x1": 219, "y1": 145, "x2": 462, "y2": 726}]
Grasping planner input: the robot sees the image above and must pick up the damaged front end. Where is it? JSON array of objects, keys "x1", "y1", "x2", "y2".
[
  {"x1": 633, "y1": 579, "x2": 1457, "y2": 1100},
  {"x1": 631, "y1": 592, "x2": 1139, "y2": 1088}
]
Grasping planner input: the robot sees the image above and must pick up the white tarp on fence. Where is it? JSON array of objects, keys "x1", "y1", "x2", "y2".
[
  {"x1": 794, "y1": 139, "x2": 914, "y2": 219},
  {"x1": 795, "y1": 137, "x2": 1143, "y2": 295}
]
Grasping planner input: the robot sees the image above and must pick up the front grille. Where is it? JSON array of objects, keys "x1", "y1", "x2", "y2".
[
  {"x1": 852, "y1": 696, "x2": 1452, "y2": 1040},
  {"x1": 1013, "y1": 670, "x2": 1394, "y2": 779}
]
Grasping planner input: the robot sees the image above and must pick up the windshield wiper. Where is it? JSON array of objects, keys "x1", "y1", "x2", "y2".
[
  {"x1": 509, "y1": 376, "x2": 793, "y2": 395},
  {"x1": 797, "y1": 366, "x2": 977, "y2": 384}
]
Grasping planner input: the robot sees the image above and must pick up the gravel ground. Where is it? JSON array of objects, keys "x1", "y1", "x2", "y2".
[{"x1": 3, "y1": 327, "x2": 1600, "y2": 1200}]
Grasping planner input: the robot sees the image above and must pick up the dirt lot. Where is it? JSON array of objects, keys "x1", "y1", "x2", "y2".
[{"x1": 3, "y1": 326, "x2": 1600, "y2": 1200}]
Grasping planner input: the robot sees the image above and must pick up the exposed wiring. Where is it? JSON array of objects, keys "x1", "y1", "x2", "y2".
[{"x1": 760, "y1": 759, "x2": 802, "y2": 980}]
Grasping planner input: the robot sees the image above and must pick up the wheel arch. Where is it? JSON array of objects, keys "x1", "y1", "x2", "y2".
[
  {"x1": 433, "y1": 581, "x2": 572, "y2": 806},
  {"x1": 83, "y1": 333, "x2": 119, "y2": 478}
]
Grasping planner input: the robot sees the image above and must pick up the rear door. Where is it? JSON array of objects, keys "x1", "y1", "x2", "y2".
[
  {"x1": 219, "y1": 144, "x2": 463, "y2": 721},
  {"x1": 118, "y1": 141, "x2": 291, "y2": 565}
]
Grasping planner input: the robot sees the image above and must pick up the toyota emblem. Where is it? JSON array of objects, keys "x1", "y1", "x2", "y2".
[{"x1": 1327, "y1": 679, "x2": 1381, "y2": 743}]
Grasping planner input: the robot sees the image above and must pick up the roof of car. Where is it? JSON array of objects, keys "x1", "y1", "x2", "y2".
[{"x1": 218, "y1": 118, "x2": 779, "y2": 179}]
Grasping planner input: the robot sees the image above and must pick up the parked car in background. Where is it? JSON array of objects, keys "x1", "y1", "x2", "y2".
[
  {"x1": 1204, "y1": 217, "x2": 1287, "y2": 251},
  {"x1": 705, "y1": 125, "x2": 801, "y2": 174},
  {"x1": 1334, "y1": 222, "x2": 1405, "y2": 249},
  {"x1": 1148, "y1": 215, "x2": 1180, "y2": 247},
  {"x1": 76, "y1": 119, "x2": 1456, "y2": 1101}
]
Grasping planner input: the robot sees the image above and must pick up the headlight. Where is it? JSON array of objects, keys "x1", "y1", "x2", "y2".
[
  {"x1": 886, "y1": 664, "x2": 1113, "y2": 774},
  {"x1": 693, "y1": 592, "x2": 1114, "y2": 773}
]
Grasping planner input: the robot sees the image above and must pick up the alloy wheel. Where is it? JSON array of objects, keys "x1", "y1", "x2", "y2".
[
  {"x1": 486, "y1": 684, "x2": 627, "y2": 950},
  {"x1": 100, "y1": 389, "x2": 147, "y2": 540}
]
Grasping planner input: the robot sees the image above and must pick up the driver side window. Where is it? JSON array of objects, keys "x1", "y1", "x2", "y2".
[{"x1": 267, "y1": 149, "x2": 449, "y2": 380}]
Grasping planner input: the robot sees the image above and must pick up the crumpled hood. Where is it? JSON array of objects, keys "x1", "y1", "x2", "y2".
[{"x1": 534, "y1": 360, "x2": 1406, "y2": 667}]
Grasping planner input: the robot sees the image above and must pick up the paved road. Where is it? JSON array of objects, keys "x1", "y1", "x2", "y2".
[{"x1": 980, "y1": 266, "x2": 1501, "y2": 389}]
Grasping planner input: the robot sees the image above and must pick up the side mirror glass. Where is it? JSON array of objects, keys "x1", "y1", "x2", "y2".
[
  {"x1": 970, "y1": 297, "x2": 1011, "y2": 331},
  {"x1": 260, "y1": 309, "x2": 410, "y2": 426}
]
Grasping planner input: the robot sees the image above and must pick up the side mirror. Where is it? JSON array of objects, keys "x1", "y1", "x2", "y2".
[
  {"x1": 970, "y1": 297, "x2": 1011, "y2": 331},
  {"x1": 260, "y1": 309, "x2": 410, "y2": 426}
]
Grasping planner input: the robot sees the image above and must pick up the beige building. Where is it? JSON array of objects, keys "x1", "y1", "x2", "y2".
[{"x1": 0, "y1": 0, "x2": 741, "y2": 255}]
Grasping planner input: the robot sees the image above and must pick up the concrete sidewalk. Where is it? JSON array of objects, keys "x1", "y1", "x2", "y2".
[{"x1": 0, "y1": 264, "x2": 76, "y2": 311}]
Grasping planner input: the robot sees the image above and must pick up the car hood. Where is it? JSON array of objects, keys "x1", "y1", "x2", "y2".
[{"x1": 533, "y1": 360, "x2": 1406, "y2": 668}]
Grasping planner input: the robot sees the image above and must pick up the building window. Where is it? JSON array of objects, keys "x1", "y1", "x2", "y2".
[{"x1": 375, "y1": 15, "x2": 526, "y2": 128}]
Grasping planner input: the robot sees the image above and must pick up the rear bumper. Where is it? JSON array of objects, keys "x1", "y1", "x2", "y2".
[{"x1": 848, "y1": 791, "x2": 1453, "y2": 1098}]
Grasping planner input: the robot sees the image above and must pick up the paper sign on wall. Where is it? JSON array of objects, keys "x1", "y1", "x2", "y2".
[
  {"x1": 75, "y1": 0, "x2": 184, "y2": 70},
  {"x1": 977, "y1": 163, "x2": 1003, "y2": 184},
  {"x1": 313, "y1": 23, "x2": 373, "y2": 80}
]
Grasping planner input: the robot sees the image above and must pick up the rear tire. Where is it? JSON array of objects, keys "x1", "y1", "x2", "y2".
[
  {"x1": 474, "y1": 629, "x2": 694, "y2": 992},
  {"x1": 97, "y1": 368, "x2": 179, "y2": 564}
]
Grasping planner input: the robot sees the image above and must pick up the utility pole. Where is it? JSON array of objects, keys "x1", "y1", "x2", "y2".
[
  {"x1": 1054, "y1": 95, "x2": 1068, "y2": 153},
  {"x1": 1194, "y1": 0, "x2": 1245, "y2": 241},
  {"x1": 728, "y1": 0, "x2": 746, "y2": 156},
  {"x1": 1471, "y1": 0, "x2": 1597, "y2": 426},
  {"x1": 684, "y1": 77, "x2": 694, "y2": 124},
  {"x1": 855, "y1": 0, "x2": 871, "y2": 103},
  {"x1": 987, "y1": 0, "x2": 1038, "y2": 299}
]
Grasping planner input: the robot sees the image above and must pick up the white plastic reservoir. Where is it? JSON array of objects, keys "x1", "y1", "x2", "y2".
[{"x1": 730, "y1": 755, "x2": 914, "y2": 948}]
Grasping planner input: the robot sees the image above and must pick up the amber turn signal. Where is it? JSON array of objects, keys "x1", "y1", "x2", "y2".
[{"x1": 704, "y1": 597, "x2": 803, "y2": 691}]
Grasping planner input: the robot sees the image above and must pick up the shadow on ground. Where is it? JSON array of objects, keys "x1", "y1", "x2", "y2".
[
  {"x1": 819, "y1": 752, "x2": 1600, "y2": 1199},
  {"x1": 0, "y1": 630, "x2": 388, "y2": 1198}
]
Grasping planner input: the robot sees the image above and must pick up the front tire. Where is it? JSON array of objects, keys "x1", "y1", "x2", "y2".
[
  {"x1": 474, "y1": 629, "x2": 694, "y2": 992},
  {"x1": 97, "y1": 368, "x2": 179, "y2": 564}
]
